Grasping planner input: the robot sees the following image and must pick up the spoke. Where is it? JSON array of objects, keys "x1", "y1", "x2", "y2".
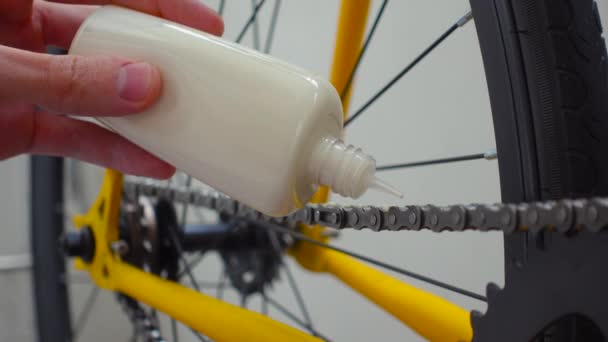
[
  {"x1": 240, "y1": 295, "x2": 248, "y2": 308},
  {"x1": 179, "y1": 253, "x2": 205, "y2": 279},
  {"x1": 129, "y1": 329, "x2": 136, "y2": 342},
  {"x1": 74, "y1": 286, "x2": 100, "y2": 337},
  {"x1": 267, "y1": 231, "x2": 314, "y2": 328},
  {"x1": 377, "y1": 149, "x2": 497, "y2": 171},
  {"x1": 344, "y1": 11, "x2": 473, "y2": 127},
  {"x1": 193, "y1": 281, "x2": 225, "y2": 289},
  {"x1": 216, "y1": 269, "x2": 227, "y2": 300},
  {"x1": 67, "y1": 272, "x2": 93, "y2": 285},
  {"x1": 177, "y1": 252, "x2": 205, "y2": 281},
  {"x1": 171, "y1": 318, "x2": 179, "y2": 342},
  {"x1": 262, "y1": 294, "x2": 332, "y2": 342},
  {"x1": 340, "y1": 0, "x2": 389, "y2": 100},
  {"x1": 261, "y1": 291, "x2": 268, "y2": 315},
  {"x1": 251, "y1": 0, "x2": 261, "y2": 50},
  {"x1": 167, "y1": 225, "x2": 201, "y2": 292},
  {"x1": 190, "y1": 329, "x2": 211, "y2": 342},
  {"x1": 235, "y1": 0, "x2": 267, "y2": 44},
  {"x1": 281, "y1": 261, "x2": 314, "y2": 328},
  {"x1": 150, "y1": 309, "x2": 160, "y2": 326},
  {"x1": 218, "y1": 0, "x2": 226, "y2": 16},
  {"x1": 170, "y1": 310, "x2": 212, "y2": 342},
  {"x1": 261, "y1": 222, "x2": 487, "y2": 302},
  {"x1": 180, "y1": 176, "x2": 193, "y2": 227},
  {"x1": 263, "y1": 0, "x2": 282, "y2": 53}
]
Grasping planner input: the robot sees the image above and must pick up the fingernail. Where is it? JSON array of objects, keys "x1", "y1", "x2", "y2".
[{"x1": 117, "y1": 62, "x2": 153, "y2": 102}]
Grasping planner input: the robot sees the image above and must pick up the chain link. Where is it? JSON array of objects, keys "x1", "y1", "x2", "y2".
[
  {"x1": 124, "y1": 181, "x2": 608, "y2": 235},
  {"x1": 117, "y1": 294, "x2": 166, "y2": 342}
]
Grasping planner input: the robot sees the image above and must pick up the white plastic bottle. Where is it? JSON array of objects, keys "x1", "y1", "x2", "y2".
[{"x1": 69, "y1": 5, "x2": 400, "y2": 217}]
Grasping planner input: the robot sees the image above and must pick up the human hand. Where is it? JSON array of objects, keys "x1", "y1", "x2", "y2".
[{"x1": 0, "y1": 0, "x2": 223, "y2": 178}]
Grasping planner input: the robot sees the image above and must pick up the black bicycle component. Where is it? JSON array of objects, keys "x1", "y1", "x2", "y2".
[
  {"x1": 471, "y1": 0, "x2": 608, "y2": 340},
  {"x1": 118, "y1": 197, "x2": 285, "y2": 298},
  {"x1": 218, "y1": 219, "x2": 285, "y2": 297},
  {"x1": 125, "y1": 182, "x2": 608, "y2": 235},
  {"x1": 471, "y1": 231, "x2": 608, "y2": 341},
  {"x1": 153, "y1": 198, "x2": 180, "y2": 281},
  {"x1": 181, "y1": 223, "x2": 235, "y2": 251},
  {"x1": 30, "y1": 156, "x2": 72, "y2": 342},
  {"x1": 60, "y1": 227, "x2": 95, "y2": 263}
]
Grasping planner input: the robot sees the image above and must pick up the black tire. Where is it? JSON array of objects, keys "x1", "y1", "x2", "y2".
[
  {"x1": 30, "y1": 156, "x2": 72, "y2": 342},
  {"x1": 30, "y1": 1, "x2": 608, "y2": 341},
  {"x1": 471, "y1": 0, "x2": 608, "y2": 341},
  {"x1": 473, "y1": 0, "x2": 608, "y2": 203}
]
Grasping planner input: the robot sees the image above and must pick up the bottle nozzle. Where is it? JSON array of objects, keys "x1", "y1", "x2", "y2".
[
  {"x1": 309, "y1": 137, "x2": 405, "y2": 200},
  {"x1": 371, "y1": 177, "x2": 404, "y2": 199}
]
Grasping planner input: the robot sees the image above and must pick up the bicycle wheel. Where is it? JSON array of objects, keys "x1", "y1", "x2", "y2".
[{"x1": 29, "y1": 1, "x2": 608, "y2": 341}]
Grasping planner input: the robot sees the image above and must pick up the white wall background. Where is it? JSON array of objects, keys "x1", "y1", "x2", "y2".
[{"x1": 1, "y1": 1, "x2": 607, "y2": 341}]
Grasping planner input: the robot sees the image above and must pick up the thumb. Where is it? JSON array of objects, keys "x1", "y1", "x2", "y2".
[{"x1": 1, "y1": 45, "x2": 162, "y2": 116}]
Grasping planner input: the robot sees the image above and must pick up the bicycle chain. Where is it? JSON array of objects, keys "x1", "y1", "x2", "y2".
[
  {"x1": 117, "y1": 294, "x2": 166, "y2": 342},
  {"x1": 123, "y1": 180, "x2": 608, "y2": 235},
  {"x1": 119, "y1": 180, "x2": 608, "y2": 341}
]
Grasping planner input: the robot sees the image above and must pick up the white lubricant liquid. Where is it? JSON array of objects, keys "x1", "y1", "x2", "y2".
[{"x1": 69, "y1": 5, "x2": 401, "y2": 217}]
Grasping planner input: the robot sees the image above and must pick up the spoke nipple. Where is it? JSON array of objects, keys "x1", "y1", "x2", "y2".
[
  {"x1": 457, "y1": 11, "x2": 474, "y2": 27},
  {"x1": 484, "y1": 148, "x2": 498, "y2": 160}
]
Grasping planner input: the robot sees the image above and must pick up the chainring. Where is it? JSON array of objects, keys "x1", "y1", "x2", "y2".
[{"x1": 471, "y1": 231, "x2": 608, "y2": 342}]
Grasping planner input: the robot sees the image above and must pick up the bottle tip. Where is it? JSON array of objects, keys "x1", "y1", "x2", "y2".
[{"x1": 371, "y1": 177, "x2": 404, "y2": 199}]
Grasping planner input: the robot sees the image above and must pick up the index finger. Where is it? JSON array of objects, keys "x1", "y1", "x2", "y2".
[{"x1": 48, "y1": 0, "x2": 224, "y2": 35}]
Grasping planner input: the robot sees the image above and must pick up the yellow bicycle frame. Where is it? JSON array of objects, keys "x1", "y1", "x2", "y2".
[{"x1": 72, "y1": 2, "x2": 474, "y2": 341}]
